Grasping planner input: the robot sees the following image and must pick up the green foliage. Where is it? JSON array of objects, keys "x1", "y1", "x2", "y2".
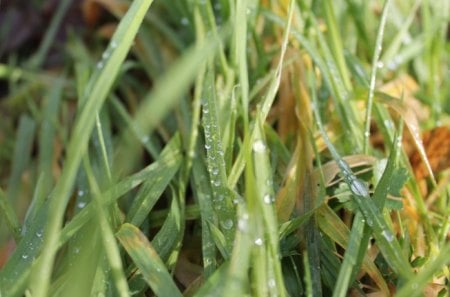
[{"x1": 0, "y1": 0, "x2": 448, "y2": 296}]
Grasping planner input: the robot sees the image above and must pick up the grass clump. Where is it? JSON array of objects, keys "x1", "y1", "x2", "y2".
[{"x1": 0, "y1": 0, "x2": 449, "y2": 296}]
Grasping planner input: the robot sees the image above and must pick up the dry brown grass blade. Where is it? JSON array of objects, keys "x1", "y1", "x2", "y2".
[{"x1": 408, "y1": 126, "x2": 450, "y2": 180}]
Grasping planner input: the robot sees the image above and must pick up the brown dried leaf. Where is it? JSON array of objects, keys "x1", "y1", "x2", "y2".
[
  {"x1": 409, "y1": 126, "x2": 450, "y2": 180},
  {"x1": 81, "y1": 0, "x2": 103, "y2": 26}
]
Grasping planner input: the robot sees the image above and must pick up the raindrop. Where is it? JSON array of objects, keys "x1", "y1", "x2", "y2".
[
  {"x1": 36, "y1": 230, "x2": 43, "y2": 238},
  {"x1": 205, "y1": 144, "x2": 211, "y2": 150},
  {"x1": 77, "y1": 201, "x2": 87, "y2": 209},
  {"x1": 96, "y1": 61, "x2": 103, "y2": 69},
  {"x1": 78, "y1": 190, "x2": 84, "y2": 197},
  {"x1": 203, "y1": 107, "x2": 209, "y2": 114},
  {"x1": 221, "y1": 219, "x2": 233, "y2": 230},
  {"x1": 376, "y1": 61, "x2": 384, "y2": 69},
  {"x1": 384, "y1": 119, "x2": 393, "y2": 129},
  {"x1": 180, "y1": 17, "x2": 189, "y2": 26},
  {"x1": 382, "y1": 230, "x2": 394, "y2": 242},
  {"x1": 211, "y1": 167, "x2": 219, "y2": 176},
  {"x1": 387, "y1": 56, "x2": 401, "y2": 70},
  {"x1": 141, "y1": 135, "x2": 149, "y2": 143},
  {"x1": 22, "y1": 254, "x2": 29, "y2": 260},
  {"x1": 268, "y1": 278, "x2": 276, "y2": 288},
  {"x1": 263, "y1": 194, "x2": 273, "y2": 204},
  {"x1": 364, "y1": 131, "x2": 370, "y2": 138},
  {"x1": 102, "y1": 51, "x2": 109, "y2": 60},
  {"x1": 252, "y1": 139, "x2": 266, "y2": 153},
  {"x1": 349, "y1": 179, "x2": 369, "y2": 198},
  {"x1": 238, "y1": 218, "x2": 248, "y2": 232},
  {"x1": 213, "y1": 180, "x2": 221, "y2": 187},
  {"x1": 110, "y1": 40, "x2": 117, "y2": 49},
  {"x1": 254, "y1": 238, "x2": 263, "y2": 246}
]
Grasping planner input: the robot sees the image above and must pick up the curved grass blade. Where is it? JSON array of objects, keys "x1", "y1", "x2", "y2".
[
  {"x1": 363, "y1": 0, "x2": 392, "y2": 153},
  {"x1": 311, "y1": 73, "x2": 414, "y2": 280},
  {"x1": 26, "y1": 1, "x2": 156, "y2": 295},
  {"x1": 116, "y1": 223, "x2": 183, "y2": 297},
  {"x1": 396, "y1": 243, "x2": 450, "y2": 297}
]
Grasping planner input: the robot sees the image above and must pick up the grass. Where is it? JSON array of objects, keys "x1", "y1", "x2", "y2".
[{"x1": 0, "y1": 0, "x2": 449, "y2": 296}]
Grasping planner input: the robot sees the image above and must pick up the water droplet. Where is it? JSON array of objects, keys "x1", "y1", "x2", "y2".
[
  {"x1": 349, "y1": 179, "x2": 369, "y2": 198},
  {"x1": 254, "y1": 238, "x2": 263, "y2": 246},
  {"x1": 268, "y1": 278, "x2": 276, "y2": 288},
  {"x1": 36, "y1": 230, "x2": 43, "y2": 238},
  {"x1": 382, "y1": 230, "x2": 394, "y2": 242},
  {"x1": 211, "y1": 167, "x2": 219, "y2": 175},
  {"x1": 218, "y1": 150, "x2": 224, "y2": 156},
  {"x1": 402, "y1": 36, "x2": 412, "y2": 45},
  {"x1": 203, "y1": 107, "x2": 209, "y2": 114},
  {"x1": 141, "y1": 135, "x2": 149, "y2": 143},
  {"x1": 387, "y1": 56, "x2": 401, "y2": 70},
  {"x1": 252, "y1": 139, "x2": 266, "y2": 153},
  {"x1": 78, "y1": 190, "x2": 84, "y2": 197},
  {"x1": 383, "y1": 119, "x2": 393, "y2": 129},
  {"x1": 376, "y1": 61, "x2": 384, "y2": 69},
  {"x1": 77, "y1": 201, "x2": 87, "y2": 209},
  {"x1": 216, "y1": 194, "x2": 224, "y2": 201},
  {"x1": 238, "y1": 217, "x2": 248, "y2": 232},
  {"x1": 221, "y1": 219, "x2": 233, "y2": 230},
  {"x1": 205, "y1": 144, "x2": 211, "y2": 150},
  {"x1": 102, "y1": 51, "x2": 109, "y2": 60},
  {"x1": 22, "y1": 254, "x2": 28, "y2": 260},
  {"x1": 213, "y1": 180, "x2": 221, "y2": 187},
  {"x1": 180, "y1": 17, "x2": 189, "y2": 26},
  {"x1": 364, "y1": 131, "x2": 370, "y2": 138},
  {"x1": 110, "y1": 40, "x2": 117, "y2": 48},
  {"x1": 263, "y1": 194, "x2": 273, "y2": 204},
  {"x1": 96, "y1": 61, "x2": 103, "y2": 69}
]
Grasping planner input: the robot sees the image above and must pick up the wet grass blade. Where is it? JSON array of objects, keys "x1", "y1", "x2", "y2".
[
  {"x1": 116, "y1": 223, "x2": 183, "y2": 297},
  {"x1": 27, "y1": 1, "x2": 156, "y2": 295}
]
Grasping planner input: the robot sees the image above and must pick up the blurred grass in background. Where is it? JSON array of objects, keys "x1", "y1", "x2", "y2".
[{"x1": 0, "y1": 0, "x2": 449, "y2": 296}]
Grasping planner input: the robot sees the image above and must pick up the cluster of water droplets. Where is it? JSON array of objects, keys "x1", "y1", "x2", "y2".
[
  {"x1": 96, "y1": 39, "x2": 117, "y2": 70},
  {"x1": 77, "y1": 189, "x2": 88, "y2": 209},
  {"x1": 337, "y1": 160, "x2": 370, "y2": 198}
]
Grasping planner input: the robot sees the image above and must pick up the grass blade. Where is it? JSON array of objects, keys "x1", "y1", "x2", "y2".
[
  {"x1": 27, "y1": 1, "x2": 155, "y2": 295},
  {"x1": 116, "y1": 223, "x2": 183, "y2": 297}
]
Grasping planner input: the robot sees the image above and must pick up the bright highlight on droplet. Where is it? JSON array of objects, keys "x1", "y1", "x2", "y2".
[{"x1": 252, "y1": 139, "x2": 266, "y2": 153}]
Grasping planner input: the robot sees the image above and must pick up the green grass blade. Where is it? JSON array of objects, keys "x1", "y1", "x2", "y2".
[
  {"x1": 0, "y1": 188, "x2": 21, "y2": 241},
  {"x1": 6, "y1": 115, "x2": 36, "y2": 204},
  {"x1": 363, "y1": 0, "x2": 392, "y2": 154},
  {"x1": 116, "y1": 223, "x2": 183, "y2": 297},
  {"x1": 27, "y1": 1, "x2": 155, "y2": 295},
  {"x1": 201, "y1": 69, "x2": 235, "y2": 250},
  {"x1": 396, "y1": 243, "x2": 450, "y2": 297},
  {"x1": 59, "y1": 134, "x2": 181, "y2": 247},
  {"x1": 27, "y1": 0, "x2": 72, "y2": 69},
  {"x1": 82, "y1": 157, "x2": 130, "y2": 297}
]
